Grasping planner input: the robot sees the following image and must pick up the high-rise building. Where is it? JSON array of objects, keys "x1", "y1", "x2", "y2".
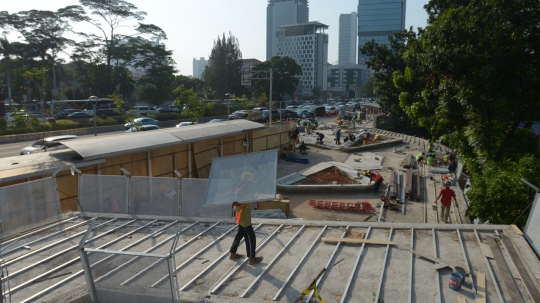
[
  {"x1": 357, "y1": 0, "x2": 406, "y2": 63},
  {"x1": 276, "y1": 22, "x2": 328, "y2": 96},
  {"x1": 339, "y1": 12, "x2": 358, "y2": 64},
  {"x1": 266, "y1": 0, "x2": 309, "y2": 60},
  {"x1": 192, "y1": 57, "x2": 208, "y2": 79},
  {"x1": 327, "y1": 63, "x2": 371, "y2": 99}
]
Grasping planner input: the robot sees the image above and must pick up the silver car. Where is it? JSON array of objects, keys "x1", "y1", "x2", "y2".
[{"x1": 20, "y1": 135, "x2": 78, "y2": 155}]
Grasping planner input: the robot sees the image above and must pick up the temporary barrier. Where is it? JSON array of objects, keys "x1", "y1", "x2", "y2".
[
  {"x1": 181, "y1": 178, "x2": 231, "y2": 218},
  {"x1": 130, "y1": 176, "x2": 179, "y2": 216},
  {"x1": 79, "y1": 175, "x2": 129, "y2": 214}
]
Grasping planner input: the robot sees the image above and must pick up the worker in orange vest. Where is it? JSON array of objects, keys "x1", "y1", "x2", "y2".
[{"x1": 363, "y1": 170, "x2": 384, "y2": 193}]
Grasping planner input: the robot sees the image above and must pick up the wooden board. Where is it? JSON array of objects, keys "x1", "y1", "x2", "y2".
[
  {"x1": 321, "y1": 237, "x2": 395, "y2": 245},
  {"x1": 511, "y1": 224, "x2": 524, "y2": 236},
  {"x1": 478, "y1": 242, "x2": 494, "y2": 259},
  {"x1": 487, "y1": 237, "x2": 525, "y2": 303},
  {"x1": 457, "y1": 295, "x2": 467, "y2": 303},
  {"x1": 257, "y1": 201, "x2": 290, "y2": 217},
  {"x1": 412, "y1": 250, "x2": 470, "y2": 274},
  {"x1": 476, "y1": 272, "x2": 486, "y2": 303}
]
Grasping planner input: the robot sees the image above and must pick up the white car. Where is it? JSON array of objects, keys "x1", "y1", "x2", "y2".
[
  {"x1": 285, "y1": 105, "x2": 298, "y2": 111},
  {"x1": 325, "y1": 106, "x2": 337, "y2": 115},
  {"x1": 20, "y1": 135, "x2": 78, "y2": 155},
  {"x1": 4, "y1": 112, "x2": 49, "y2": 124},
  {"x1": 126, "y1": 125, "x2": 160, "y2": 132},
  {"x1": 176, "y1": 122, "x2": 197, "y2": 127}
]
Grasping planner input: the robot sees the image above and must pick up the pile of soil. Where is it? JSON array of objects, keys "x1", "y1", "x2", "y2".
[{"x1": 295, "y1": 166, "x2": 356, "y2": 185}]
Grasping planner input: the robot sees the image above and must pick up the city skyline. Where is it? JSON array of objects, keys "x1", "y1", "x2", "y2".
[{"x1": 2, "y1": 0, "x2": 429, "y2": 78}]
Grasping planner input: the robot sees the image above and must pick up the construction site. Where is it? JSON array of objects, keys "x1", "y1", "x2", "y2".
[{"x1": 0, "y1": 119, "x2": 539, "y2": 303}]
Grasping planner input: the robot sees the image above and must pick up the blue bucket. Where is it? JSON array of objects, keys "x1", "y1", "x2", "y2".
[
  {"x1": 454, "y1": 266, "x2": 466, "y2": 284},
  {"x1": 449, "y1": 272, "x2": 462, "y2": 290}
]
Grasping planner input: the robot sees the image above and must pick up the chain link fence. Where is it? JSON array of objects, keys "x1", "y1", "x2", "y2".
[
  {"x1": 0, "y1": 177, "x2": 60, "y2": 232},
  {"x1": 79, "y1": 175, "x2": 129, "y2": 214},
  {"x1": 130, "y1": 177, "x2": 179, "y2": 216},
  {"x1": 181, "y1": 178, "x2": 231, "y2": 218}
]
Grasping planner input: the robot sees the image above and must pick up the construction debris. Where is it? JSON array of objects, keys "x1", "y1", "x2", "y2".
[{"x1": 308, "y1": 200, "x2": 376, "y2": 214}]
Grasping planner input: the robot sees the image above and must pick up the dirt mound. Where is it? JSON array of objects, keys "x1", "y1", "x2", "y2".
[{"x1": 295, "y1": 166, "x2": 356, "y2": 185}]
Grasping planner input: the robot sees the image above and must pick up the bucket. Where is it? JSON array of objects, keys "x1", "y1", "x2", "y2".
[
  {"x1": 454, "y1": 266, "x2": 466, "y2": 283},
  {"x1": 449, "y1": 272, "x2": 462, "y2": 290}
]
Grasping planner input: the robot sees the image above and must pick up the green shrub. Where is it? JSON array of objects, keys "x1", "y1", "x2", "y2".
[
  {"x1": 0, "y1": 118, "x2": 7, "y2": 130},
  {"x1": 51, "y1": 120, "x2": 80, "y2": 130}
]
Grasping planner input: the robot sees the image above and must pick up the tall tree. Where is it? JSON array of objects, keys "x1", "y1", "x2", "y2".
[
  {"x1": 250, "y1": 56, "x2": 301, "y2": 102},
  {"x1": 203, "y1": 32, "x2": 245, "y2": 99},
  {"x1": 76, "y1": 0, "x2": 167, "y2": 95},
  {"x1": 358, "y1": 76, "x2": 375, "y2": 99}
]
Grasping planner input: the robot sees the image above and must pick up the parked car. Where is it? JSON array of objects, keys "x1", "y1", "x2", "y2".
[
  {"x1": 252, "y1": 107, "x2": 267, "y2": 112},
  {"x1": 208, "y1": 119, "x2": 227, "y2": 123},
  {"x1": 67, "y1": 112, "x2": 93, "y2": 120},
  {"x1": 96, "y1": 108, "x2": 119, "y2": 117},
  {"x1": 157, "y1": 107, "x2": 179, "y2": 113},
  {"x1": 20, "y1": 135, "x2": 78, "y2": 155},
  {"x1": 126, "y1": 125, "x2": 160, "y2": 132},
  {"x1": 296, "y1": 109, "x2": 310, "y2": 118},
  {"x1": 133, "y1": 106, "x2": 158, "y2": 115},
  {"x1": 279, "y1": 109, "x2": 298, "y2": 119},
  {"x1": 325, "y1": 106, "x2": 337, "y2": 115},
  {"x1": 124, "y1": 117, "x2": 159, "y2": 130},
  {"x1": 229, "y1": 110, "x2": 248, "y2": 120},
  {"x1": 285, "y1": 105, "x2": 299, "y2": 111},
  {"x1": 4, "y1": 112, "x2": 49, "y2": 123},
  {"x1": 261, "y1": 109, "x2": 280, "y2": 122},
  {"x1": 52, "y1": 109, "x2": 81, "y2": 121},
  {"x1": 307, "y1": 106, "x2": 326, "y2": 116},
  {"x1": 176, "y1": 122, "x2": 197, "y2": 127}
]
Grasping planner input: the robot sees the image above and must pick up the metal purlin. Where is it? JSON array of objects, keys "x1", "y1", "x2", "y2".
[
  {"x1": 433, "y1": 228, "x2": 442, "y2": 303},
  {"x1": 178, "y1": 223, "x2": 264, "y2": 292},
  {"x1": 240, "y1": 225, "x2": 306, "y2": 298},
  {"x1": 474, "y1": 230, "x2": 505, "y2": 303},
  {"x1": 4, "y1": 219, "x2": 160, "y2": 296},
  {"x1": 95, "y1": 221, "x2": 202, "y2": 283},
  {"x1": 408, "y1": 228, "x2": 414, "y2": 303},
  {"x1": 457, "y1": 229, "x2": 477, "y2": 300},
  {"x1": 19, "y1": 220, "x2": 191, "y2": 303},
  {"x1": 209, "y1": 224, "x2": 284, "y2": 294},
  {"x1": 273, "y1": 226, "x2": 328, "y2": 301},
  {"x1": 168, "y1": 223, "x2": 184, "y2": 303},
  {"x1": 133, "y1": 222, "x2": 232, "y2": 287},
  {"x1": 305, "y1": 226, "x2": 348, "y2": 302},
  {"x1": 374, "y1": 228, "x2": 394, "y2": 303},
  {"x1": 340, "y1": 227, "x2": 373, "y2": 303},
  {"x1": 79, "y1": 219, "x2": 98, "y2": 302}
]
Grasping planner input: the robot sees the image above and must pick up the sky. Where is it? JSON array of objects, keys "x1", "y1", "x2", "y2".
[{"x1": 2, "y1": 0, "x2": 429, "y2": 76}]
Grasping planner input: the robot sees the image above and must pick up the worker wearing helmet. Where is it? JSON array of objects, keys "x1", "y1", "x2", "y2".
[
  {"x1": 416, "y1": 152, "x2": 425, "y2": 163},
  {"x1": 427, "y1": 138, "x2": 434, "y2": 152},
  {"x1": 434, "y1": 181, "x2": 457, "y2": 223},
  {"x1": 443, "y1": 152, "x2": 449, "y2": 164},
  {"x1": 363, "y1": 170, "x2": 384, "y2": 193}
]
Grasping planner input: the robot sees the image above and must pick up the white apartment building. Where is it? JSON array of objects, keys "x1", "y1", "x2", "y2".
[
  {"x1": 276, "y1": 22, "x2": 329, "y2": 96},
  {"x1": 339, "y1": 12, "x2": 358, "y2": 64},
  {"x1": 192, "y1": 57, "x2": 208, "y2": 79}
]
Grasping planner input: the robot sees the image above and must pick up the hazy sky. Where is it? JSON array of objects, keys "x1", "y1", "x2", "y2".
[{"x1": 2, "y1": 0, "x2": 429, "y2": 76}]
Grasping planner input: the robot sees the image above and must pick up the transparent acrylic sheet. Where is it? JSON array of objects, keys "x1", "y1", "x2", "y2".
[
  {"x1": 203, "y1": 150, "x2": 278, "y2": 205},
  {"x1": 181, "y1": 178, "x2": 231, "y2": 218}
]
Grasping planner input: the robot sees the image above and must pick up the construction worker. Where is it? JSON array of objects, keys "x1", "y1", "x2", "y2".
[
  {"x1": 416, "y1": 152, "x2": 425, "y2": 163},
  {"x1": 316, "y1": 132, "x2": 325, "y2": 144},
  {"x1": 299, "y1": 141, "x2": 308, "y2": 155},
  {"x1": 351, "y1": 115, "x2": 357, "y2": 129},
  {"x1": 448, "y1": 159, "x2": 457, "y2": 174},
  {"x1": 434, "y1": 181, "x2": 457, "y2": 223},
  {"x1": 426, "y1": 151, "x2": 436, "y2": 166},
  {"x1": 428, "y1": 138, "x2": 434, "y2": 152},
  {"x1": 363, "y1": 170, "x2": 384, "y2": 193},
  {"x1": 335, "y1": 128, "x2": 341, "y2": 145},
  {"x1": 443, "y1": 152, "x2": 449, "y2": 164},
  {"x1": 306, "y1": 121, "x2": 312, "y2": 135},
  {"x1": 229, "y1": 172, "x2": 263, "y2": 265}
]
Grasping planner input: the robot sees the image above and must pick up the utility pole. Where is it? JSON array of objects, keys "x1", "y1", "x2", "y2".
[{"x1": 242, "y1": 67, "x2": 274, "y2": 126}]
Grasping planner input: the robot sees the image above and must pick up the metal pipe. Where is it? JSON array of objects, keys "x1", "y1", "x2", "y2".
[
  {"x1": 457, "y1": 229, "x2": 476, "y2": 300},
  {"x1": 95, "y1": 221, "x2": 199, "y2": 283},
  {"x1": 16, "y1": 220, "x2": 191, "y2": 302},
  {"x1": 374, "y1": 228, "x2": 394, "y2": 303},
  {"x1": 209, "y1": 224, "x2": 283, "y2": 294},
  {"x1": 188, "y1": 144, "x2": 192, "y2": 177},
  {"x1": 178, "y1": 223, "x2": 263, "y2": 292},
  {"x1": 433, "y1": 228, "x2": 441, "y2": 303},
  {"x1": 378, "y1": 202, "x2": 385, "y2": 222},
  {"x1": 147, "y1": 223, "x2": 235, "y2": 287},
  {"x1": 408, "y1": 228, "x2": 414, "y2": 303},
  {"x1": 474, "y1": 229, "x2": 504, "y2": 303},
  {"x1": 241, "y1": 225, "x2": 306, "y2": 298},
  {"x1": 5, "y1": 219, "x2": 160, "y2": 295},
  {"x1": 340, "y1": 226, "x2": 373, "y2": 303},
  {"x1": 84, "y1": 248, "x2": 167, "y2": 258},
  {"x1": 276, "y1": 226, "x2": 329, "y2": 302},
  {"x1": 307, "y1": 226, "x2": 349, "y2": 302}
]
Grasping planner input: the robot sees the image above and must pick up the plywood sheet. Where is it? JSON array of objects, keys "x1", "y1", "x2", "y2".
[
  {"x1": 101, "y1": 164, "x2": 122, "y2": 176},
  {"x1": 131, "y1": 159, "x2": 148, "y2": 176},
  {"x1": 195, "y1": 148, "x2": 219, "y2": 178},
  {"x1": 478, "y1": 242, "x2": 494, "y2": 259},
  {"x1": 173, "y1": 151, "x2": 189, "y2": 170},
  {"x1": 253, "y1": 137, "x2": 267, "y2": 152},
  {"x1": 223, "y1": 134, "x2": 246, "y2": 143},
  {"x1": 151, "y1": 146, "x2": 174, "y2": 158},
  {"x1": 130, "y1": 152, "x2": 147, "y2": 162},
  {"x1": 103, "y1": 155, "x2": 127, "y2": 168},
  {"x1": 151, "y1": 154, "x2": 173, "y2": 177},
  {"x1": 257, "y1": 201, "x2": 289, "y2": 217},
  {"x1": 267, "y1": 134, "x2": 280, "y2": 149},
  {"x1": 476, "y1": 272, "x2": 486, "y2": 303},
  {"x1": 172, "y1": 144, "x2": 188, "y2": 153}
]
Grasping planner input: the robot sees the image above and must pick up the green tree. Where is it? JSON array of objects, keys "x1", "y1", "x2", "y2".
[
  {"x1": 358, "y1": 76, "x2": 375, "y2": 98},
  {"x1": 311, "y1": 86, "x2": 325, "y2": 101},
  {"x1": 203, "y1": 32, "x2": 245, "y2": 99},
  {"x1": 466, "y1": 155, "x2": 540, "y2": 228},
  {"x1": 173, "y1": 85, "x2": 213, "y2": 123},
  {"x1": 251, "y1": 56, "x2": 301, "y2": 102}
]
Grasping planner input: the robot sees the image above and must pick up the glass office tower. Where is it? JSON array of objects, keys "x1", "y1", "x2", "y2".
[
  {"x1": 267, "y1": 0, "x2": 309, "y2": 60},
  {"x1": 339, "y1": 12, "x2": 358, "y2": 64},
  {"x1": 357, "y1": 0, "x2": 406, "y2": 63}
]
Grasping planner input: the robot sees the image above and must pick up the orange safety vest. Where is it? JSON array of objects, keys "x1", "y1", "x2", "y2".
[
  {"x1": 235, "y1": 204, "x2": 245, "y2": 225},
  {"x1": 371, "y1": 171, "x2": 383, "y2": 183}
]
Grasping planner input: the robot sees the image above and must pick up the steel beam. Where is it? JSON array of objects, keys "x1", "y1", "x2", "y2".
[
  {"x1": 84, "y1": 248, "x2": 167, "y2": 258},
  {"x1": 433, "y1": 228, "x2": 441, "y2": 303},
  {"x1": 374, "y1": 228, "x2": 394, "y2": 303},
  {"x1": 457, "y1": 229, "x2": 476, "y2": 300},
  {"x1": 340, "y1": 227, "x2": 373, "y2": 303},
  {"x1": 240, "y1": 225, "x2": 306, "y2": 298},
  {"x1": 0, "y1": 216, "x2": 79, "y2": 247},
  {"x1": 209, "y1": 224, "x2": 284, "y2": 295},
  {"x1": 273, "y1": 226, "x2": 328, "y2": 301},
  {"x1": 474, "y1": 229, "x2": 504, "y2": 303}
]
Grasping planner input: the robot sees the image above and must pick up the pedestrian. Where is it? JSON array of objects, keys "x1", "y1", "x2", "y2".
[
  {"x1": 351, "y1": 115, "x2": 357, "y2": 129},
  {"x1": 229, "y1": 172, "x2": 264, "y2": 264},
  {"x1": 335, "y1": 128, "x2": 341, "y2": 145},
  {"x1": 363, "y1": 170, "x2": 384, "y2": 193},
  {"x1": 434, "y1": 181, "x2": 457, "y2": 223}
]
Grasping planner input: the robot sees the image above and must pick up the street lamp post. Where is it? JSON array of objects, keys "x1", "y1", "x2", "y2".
[
  {"x1": 89, "y1": 95, "x2": 99, "y2": 136},
  {"x1": 225, "y1": 93, "x2": 230, "y2": 116}
]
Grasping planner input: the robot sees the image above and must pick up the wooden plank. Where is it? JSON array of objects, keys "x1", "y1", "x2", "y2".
[
  {"x1": 478, "y1": 242, "x2": 494, "y2": 259},
  {"x1": 257, "y1": 201, "x2": 289, "y2": 217},
  {"x1": 321, "y1": 237, "x2": 396, "y2": 245},
  {"x1": 476, "y1": 272, "x2": 486, "y2": 303},
  {"x1": 511, "y1": 224, "x2": 524, "y2": 236},
  {"x1": 412, "y1": 250, "x2": 470, "y2": 274},
  {"x1": 406, "y1": 168, "x2": 413, "y2": 199},
  {"x1": 457, "y1": 295, "x2": 467, "y2": 303},
  {"x1": 487, "y1": 237, "x2": 525, "y2": 303},
  {"x1": 500, "y1": 233, "x2": 540, "y2": 303}
]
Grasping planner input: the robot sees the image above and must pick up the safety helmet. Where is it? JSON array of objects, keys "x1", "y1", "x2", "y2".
[
  {"x1": 444, "y1": 181, "x2": 451, "y2": 187},
  {"x1": 363, "y1": 170, "x2": 371, "y2": 176}
]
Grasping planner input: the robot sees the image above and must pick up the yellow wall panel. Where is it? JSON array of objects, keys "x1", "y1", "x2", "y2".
[
  {"x1": 101, "y1": 165, "x2": 122, "y2": 176},
  {"x1": 131, "y1": 159, "x2": 148, "y2": 176},
  {"x1": 60, "y1": 197, "x2": 78, "y2": 212},
  {"x1": 102, "y1": 155, "x2": 126, "y2": 168},
  {"x1": 151, "y1": 155, "x2": 173, "y2": 177},
  {"x1": 172, "y1": 144, "x2": 188, "y2": 153},
  {"x1": 130, "y1": 152, "x2": 147, "y2": 162},
  {"x1": 174, "y1": 151, "x2": 189, "y2": 170},
  {"x1": 151, "y1": 147, "x2": 174, "y2": 158}
]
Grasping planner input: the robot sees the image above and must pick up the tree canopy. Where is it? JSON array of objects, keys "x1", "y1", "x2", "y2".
[{"x1": 251, "y1": 56, "x2": 301, "y2": 101}]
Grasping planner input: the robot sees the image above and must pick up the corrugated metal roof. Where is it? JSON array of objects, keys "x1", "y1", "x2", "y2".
[{"x1": 61, "y1": 120, "x2": 265, "y2": 161}]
